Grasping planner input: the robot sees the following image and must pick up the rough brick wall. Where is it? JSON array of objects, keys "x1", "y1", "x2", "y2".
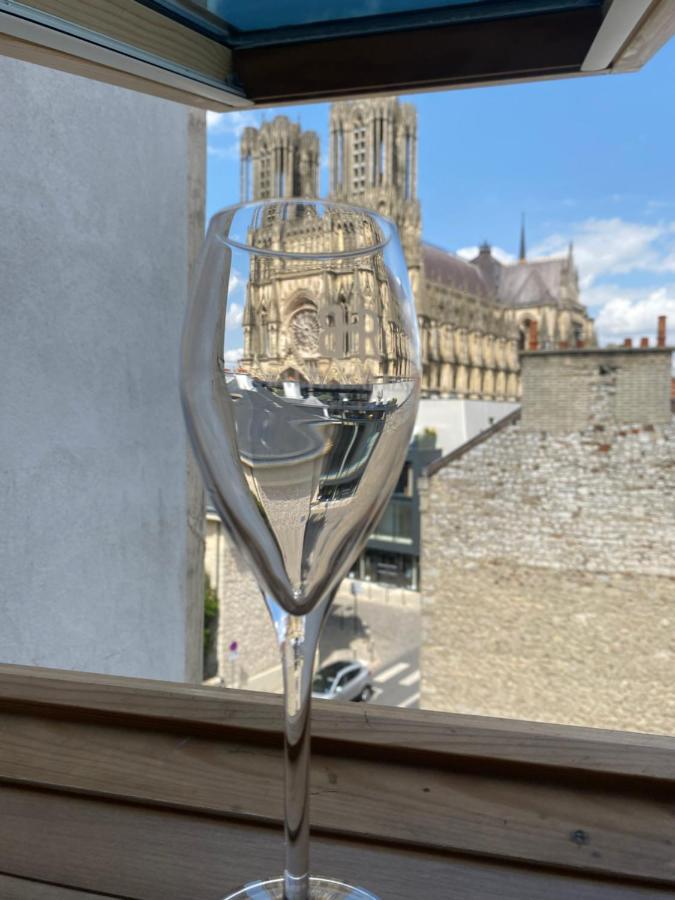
[
  {"x1": 521, "y1": 349, "x2": 672, "y2": 433},
  {"x1": 421, "y1": 415, "x2": 675, "y2": 733},
  {"x1": 204, "y1": 517, "x2": 278, "y2": 686},
  {"x1": 421, "y1": 561, "x2": 675, "y2": 733}
]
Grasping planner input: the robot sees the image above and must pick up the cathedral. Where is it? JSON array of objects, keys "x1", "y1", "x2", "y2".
[{"x1": 239, "y1": 98, "x2": 595, "y2": 399}]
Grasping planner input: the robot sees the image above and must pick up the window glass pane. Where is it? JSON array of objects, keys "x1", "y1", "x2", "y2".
[
  {"x1": 372, "y1": 499, "x2": 413, "y2": 543},
  {"x1": 151, "y1": 0, "x2": 600, "y2": 37}
]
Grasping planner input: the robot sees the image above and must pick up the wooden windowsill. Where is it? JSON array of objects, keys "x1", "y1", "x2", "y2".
[{"x1": 0, "y1": 662, "x2": 673, "y2": 899}]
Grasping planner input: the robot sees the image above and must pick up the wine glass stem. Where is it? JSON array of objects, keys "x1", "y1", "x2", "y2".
[{"x1": 273, "y1": 602, "x2": 327, "y2": 900}]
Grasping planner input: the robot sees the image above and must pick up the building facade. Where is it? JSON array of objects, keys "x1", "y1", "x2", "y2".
[
  {"x1": 238, "y1": 201, "x2": 414, "y2": 386},
  {"x1": 240, "y1": 116, "x2": 319, "y2": 201},
  {"x1": 350, "y1": 433, "x2": 441, "y2": 590},
  {"x1": 239, "y1": 97, "x2": 596, "y2": 399}
]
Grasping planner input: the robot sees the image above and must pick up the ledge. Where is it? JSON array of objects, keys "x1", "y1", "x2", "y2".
[{"x1": 0, "y1": 663, "x2": 673, "y2": 899}]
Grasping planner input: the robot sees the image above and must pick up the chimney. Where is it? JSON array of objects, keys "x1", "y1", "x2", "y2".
[
  {"x1": 623, "y1": 337, "x2": 633, "y2": 348},
  {"x1": 559, "y1": 340, "x2": 568, "y2": 349},
  {"x1": 576, "y1": 339, "x2": 586, "y2": 349},
  {"x1": 640, "y1": 337, "x2": 649, "y2": 349},
  {"x1": 528, "y1": 320, "x2": 538, "y2": 351},
  {"x1": 657, "y1": 315, "x2": 667, "y2": 348}
]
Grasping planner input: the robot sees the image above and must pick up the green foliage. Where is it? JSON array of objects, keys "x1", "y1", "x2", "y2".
[
  {"x1": 415, "y1": 426, "x2": 437, "y2": 449},
  {"x1": 203, "y1": 574, "x2": 219, "y2": 665}
]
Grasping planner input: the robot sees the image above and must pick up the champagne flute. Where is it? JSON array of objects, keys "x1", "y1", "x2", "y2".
[{"x1": 181, "y1": 199, "x2": 421, "y2": 899}]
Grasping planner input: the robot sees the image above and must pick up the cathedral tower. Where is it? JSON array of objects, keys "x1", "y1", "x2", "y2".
[
  {"x1": 240, "y1": 116, "x2": 319, "y2": 201},
  {"x1": 329, "y1": 98, "x2": 422, "y2": 294}
]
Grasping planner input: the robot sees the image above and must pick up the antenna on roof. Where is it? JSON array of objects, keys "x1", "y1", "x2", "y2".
[
  {"x1": 519, "y1": 213, "x2": 526, "y2": 263},
  {"x1": 568, "y1": 240, "x2": 574, "y2": 262}
]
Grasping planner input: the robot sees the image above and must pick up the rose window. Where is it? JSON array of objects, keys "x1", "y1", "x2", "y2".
[{"x1": 290, "y1": 308, "x2": 320, "y2": 354}]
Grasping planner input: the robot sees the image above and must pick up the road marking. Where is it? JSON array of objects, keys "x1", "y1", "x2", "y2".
[
  {"x1": 400, "y1": 669, "x2": 420, "y2": 687},
  {"x1": 374, "y1": 661, "x2": 409, "y2": 683},
  {"x1": 399, "y1": 692, "x2": 421, "y2": 709}
]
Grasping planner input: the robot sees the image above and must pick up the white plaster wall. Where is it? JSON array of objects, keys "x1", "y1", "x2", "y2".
[
  {"x1": 415, "y1": 398, "x2": 518, "y2": 455},
  {"x1": 0, "y1": 57, "x2": 202, "y2": 680}
]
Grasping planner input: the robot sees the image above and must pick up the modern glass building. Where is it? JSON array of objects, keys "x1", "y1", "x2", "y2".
[{"x1": 350, "y1": 433, "x2": 440, "y2": 589}]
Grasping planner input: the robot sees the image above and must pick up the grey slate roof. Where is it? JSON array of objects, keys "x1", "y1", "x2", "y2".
[
  {"x1": 496, "y1": 258, "x2": 570, "y2": 309},
  {"x1": 420, "y1": 240, "x2": 580, "y2": 315},
  {"x1": 421, "y1": 242, "x2": 491, "y2": 301}
]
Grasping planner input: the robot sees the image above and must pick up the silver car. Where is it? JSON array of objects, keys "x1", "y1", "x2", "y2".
[{"x1": 312, "y1": 660, "x2": 373, "y2": 702}]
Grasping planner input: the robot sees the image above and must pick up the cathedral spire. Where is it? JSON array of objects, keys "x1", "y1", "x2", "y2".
[{"x1": 519, "y1": 213, "x2": 526, "y2": 263}]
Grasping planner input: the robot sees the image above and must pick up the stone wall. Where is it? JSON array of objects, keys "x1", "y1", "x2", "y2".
[
  {"x1": 204, "y1": 515, "x2": 278, "y2": 686},
  {"x1": 421, "y1": 560, "x2": 675, "y2": 734},
  {"x1": 423, "y1": 418, "x2": 675, "y2": 579},
  {"x1": 521, "y1": 348, "x2": 672, "y2": 433},
  {"x1": 421, "y1": 413, "x2": 675, "y2": 734}
]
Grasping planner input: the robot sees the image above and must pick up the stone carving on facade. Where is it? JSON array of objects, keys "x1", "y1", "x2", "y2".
[
  {"x1": 238, "y1": 99, "x2": 596, "y2": 400},
  {"x1": 238, "y1": 202, "x2": 414, "y2": 385}
]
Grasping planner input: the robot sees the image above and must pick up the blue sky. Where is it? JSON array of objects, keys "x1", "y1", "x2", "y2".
[{"x1": 207, "y1": 38, "x2": 675, "y2": 350}]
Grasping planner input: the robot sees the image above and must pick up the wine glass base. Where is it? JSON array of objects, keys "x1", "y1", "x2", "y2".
[{"x1": 223, "y1": 877, "x2": 379, "y2": 899}]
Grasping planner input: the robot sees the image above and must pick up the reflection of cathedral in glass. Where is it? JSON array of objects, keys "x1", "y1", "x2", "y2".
[
  {"x1": 239, "y1": 201, "x2": 414, "y2": 384},
  {"x1": 238, "y1": 99, "x2": 596, "y2": 400}
]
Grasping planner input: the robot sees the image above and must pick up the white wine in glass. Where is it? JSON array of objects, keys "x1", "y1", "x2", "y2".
[{"x1": 181, "y1": 199, "x2": 421, "y2": 899}]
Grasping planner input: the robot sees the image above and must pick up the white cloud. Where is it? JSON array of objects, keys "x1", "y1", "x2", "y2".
[
  {"x1": 207, "y1": 110, "x2": 263, "y2": 166},
  {"x1": 586, "y1": 283, "x2": 675, "y2": 346},
  {"x1": 224, "y1": 347, "x2": 243, "y2": 366},
  {"x1": 207, "y1": 109, "x2": 261, "y2": 136},
  {"x1": 532, "y1": 217, "x2": 675, "y2": 289},
  {"x1": 456, "y1": 245, "x2": 516, "y2": 264},
  {"x1": 226, "y1": 302, "x2": 243, "y2": 327},
  {"x1": 206, "y1": 110, "x2": 226, "y2": 130},
  {"x1": 460, "y1": 219, "x2": 675, "y2": 352}
]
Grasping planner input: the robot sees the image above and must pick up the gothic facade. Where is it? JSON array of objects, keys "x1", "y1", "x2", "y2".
[
  {"x1": 240, "y1": 116, "x2": 319, "y2": 201},
  {"x1": 239, "y1": 99, "x2": 595, "y2": 399},
  {"x1": 239, "y1": 202, "x2": 414, "y2": 385}
]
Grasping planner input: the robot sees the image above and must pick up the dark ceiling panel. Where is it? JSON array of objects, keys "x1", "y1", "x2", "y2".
[{"x1": 234, "y1": 8, "x2": 602, "y2": 103}]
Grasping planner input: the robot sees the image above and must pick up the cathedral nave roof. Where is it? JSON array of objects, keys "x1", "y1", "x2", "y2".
[
  {"x1": 421, "y1": 242, "x2": 491, "y2": 303},
  {"x1": 496, "y1": 258, "x2": 573, "y2": 310}
]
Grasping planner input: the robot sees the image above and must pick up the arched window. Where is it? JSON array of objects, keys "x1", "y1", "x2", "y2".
[
  {"x1": 335, "y1": 126, "x2": 344, "y2": 190},
  {"x1": 276, "y1": 145, "x2": 286, "y2": 197},
  {"x1": 378, "y1": 117, "x2": 385, "y2": 185},
  {"x1": 241, "y1": 154, "x2": 252, "y2": 201},
  {"x1": 259, "y1": 141, "x2": 271, "y2": 198},
  {"x1": 518, "y1": 318, "x2": 534, "y2": 351},
  {"x1": 352, "y1": 118, "x2": 366, "y2": 194},
  {"x1": 339, "y1": 295, "x2": 349, "y2": 355},
  {"x1": 404, "y1": 132, "x2": 413, "y2": 200},
  {"x1": 260, "y1": 305, "x2": 268, "y2": 356}
]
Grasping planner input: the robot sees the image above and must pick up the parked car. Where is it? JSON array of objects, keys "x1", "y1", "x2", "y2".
[{"x1": 312, "y1": 659, "x2": 373, "y2": 702}]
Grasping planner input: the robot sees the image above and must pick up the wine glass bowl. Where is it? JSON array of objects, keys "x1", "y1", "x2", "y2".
[{"x1": 181, "y1": 199, "x2": 420, "y2": 899}]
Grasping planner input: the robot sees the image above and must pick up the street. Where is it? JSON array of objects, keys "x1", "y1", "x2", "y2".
[
  {"x1": 242, "y1": 580, "x2": 423, "y2": 708},
  {"x1": 318, "y1": 580, "x2": 421, "y2": 709},
  {"x1": 371, "y1": 646, "x2": 420, "y2": 709}
]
